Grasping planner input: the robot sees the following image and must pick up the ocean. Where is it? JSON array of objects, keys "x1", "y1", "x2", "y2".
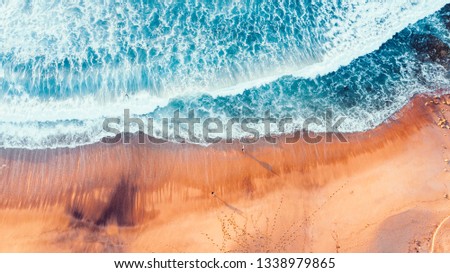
[{"x1": 1, "y1": 0, "x2": 450, "y2": 148}]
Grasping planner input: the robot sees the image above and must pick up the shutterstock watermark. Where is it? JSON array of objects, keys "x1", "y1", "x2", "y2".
[{"x1": 101, "y1": 109, "x2": 348, "y2": 145}]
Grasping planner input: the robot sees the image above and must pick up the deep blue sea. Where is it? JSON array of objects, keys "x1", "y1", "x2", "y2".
[{"x1": 1, "y1": 0, "x2": 450, "y2": 148}]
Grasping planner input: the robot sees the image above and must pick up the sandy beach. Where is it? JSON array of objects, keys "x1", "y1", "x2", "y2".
[{"x1": 0, "y1": 94, "x2": 449, "y2": 252}]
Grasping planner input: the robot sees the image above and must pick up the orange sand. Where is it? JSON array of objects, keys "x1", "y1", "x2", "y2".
[{"x1": 0, "y1": 94, "x2": 449, "y2": 252}]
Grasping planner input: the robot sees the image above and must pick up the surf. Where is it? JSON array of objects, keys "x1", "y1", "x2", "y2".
[{"x1": 1, "y1": 0, "x2": 450, "y2": 149}]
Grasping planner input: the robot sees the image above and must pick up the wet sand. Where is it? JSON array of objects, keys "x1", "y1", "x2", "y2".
[{"x1": 0, "y1": 94, "x2": 449, "y2": 252}]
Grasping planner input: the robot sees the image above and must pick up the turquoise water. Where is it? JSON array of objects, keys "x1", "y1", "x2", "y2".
[{"x1": 1, "y1": 0, "x2": 450, "y2": 148}]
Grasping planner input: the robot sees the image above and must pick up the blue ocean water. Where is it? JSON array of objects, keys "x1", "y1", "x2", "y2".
[{"x1": 1, "y1": 0, "x2": 450, "y2": 148}]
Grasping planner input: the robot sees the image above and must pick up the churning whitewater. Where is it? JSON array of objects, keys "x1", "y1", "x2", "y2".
[{"x1": 1, "y1": 0, "x2": 450, "y2": 148}]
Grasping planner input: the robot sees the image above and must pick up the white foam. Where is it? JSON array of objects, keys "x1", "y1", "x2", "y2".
[
  {"x1": 207, "y1": 0, "x2": 450, "y2": 97},
  {"x1": 1, "y1": 0, "x2": 450, "y2": 149},
  {"x1": 1, "y1": 0, "x2": 448, "y2": 101},
  {"x1": 0, "y1": 92, "x2": 169, "y2": 123}
]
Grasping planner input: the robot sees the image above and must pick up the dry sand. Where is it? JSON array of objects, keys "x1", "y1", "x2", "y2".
[{"x1": 0, "y1": 94, "x2": 449, "y2": 252}]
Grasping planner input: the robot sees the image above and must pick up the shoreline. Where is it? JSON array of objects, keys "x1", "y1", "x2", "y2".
[{"x1": 0, "y1": 94, "x2": 449, "y2": 252}]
